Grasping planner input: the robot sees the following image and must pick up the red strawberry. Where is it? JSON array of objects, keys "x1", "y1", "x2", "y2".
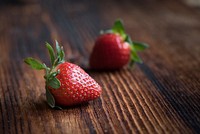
[
  {"x1": 49, "y1": 62, "x2": 101, "y2": 106},
  {"x1": 90, "y1": 33, "x2": 131, "y2": 69},
  {"x1": 24, "y1": 41, "x2": 102, "y2": 108},
  {"x1": 89, "y1": 20, "x2": 148, "y2": 70}
]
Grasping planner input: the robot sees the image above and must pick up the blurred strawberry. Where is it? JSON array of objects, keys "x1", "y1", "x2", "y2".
[{"x1": 89, "y1": 20, "x2": 148, "y2": 70}]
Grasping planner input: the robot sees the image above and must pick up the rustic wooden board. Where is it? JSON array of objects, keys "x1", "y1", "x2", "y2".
[{"x1": 0, "y1": 0, "x2": 199, "y2": 133}]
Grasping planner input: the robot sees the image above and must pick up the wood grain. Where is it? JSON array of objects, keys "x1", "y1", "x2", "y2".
[{"x1": 0, "y1": 0, "x2": 200, "y2": 133}]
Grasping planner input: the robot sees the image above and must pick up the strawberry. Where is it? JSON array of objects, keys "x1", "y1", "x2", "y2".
[
  {"x1": 89, "y1": 20, "x2": 148, "y2": 70},
  {"x1": 24, "y1": 41, "x2": 102, "y2": 108}
]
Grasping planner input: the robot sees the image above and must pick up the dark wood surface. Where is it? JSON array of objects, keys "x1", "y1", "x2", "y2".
[{"x1": 0, "y1": 0, "x2": 200, "y2": 133}]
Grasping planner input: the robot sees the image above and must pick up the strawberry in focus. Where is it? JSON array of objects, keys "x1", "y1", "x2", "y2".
[
  {"x1": 89, "y1": 20, "x2": 148, "y2": 70},
  {"x1": 24, "y1": 41, "x2": 102, "y2": 108},
  {"x1": 49, "y1": 62, "x2": 101, "y2": 107}
]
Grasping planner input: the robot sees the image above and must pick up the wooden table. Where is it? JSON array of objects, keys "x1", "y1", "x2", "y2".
[{"x1": 0, "y1": 0, "x2": 200, "y2": 133}]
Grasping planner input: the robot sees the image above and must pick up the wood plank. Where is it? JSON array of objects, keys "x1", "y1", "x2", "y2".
[{"x1": 0, "y1": 0, "x2": 199, "y2": 133}]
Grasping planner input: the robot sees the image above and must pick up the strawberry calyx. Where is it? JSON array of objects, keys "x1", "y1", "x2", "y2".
[
  {"x1": 24, "y1": 41, "x2": 65, "y2": 109},
  {"x1": 44, "y1": 41, "x2": 65, "y2": 89},
  {"x1": 101, "y1": 19, "x2": 149, "y2": 66}
]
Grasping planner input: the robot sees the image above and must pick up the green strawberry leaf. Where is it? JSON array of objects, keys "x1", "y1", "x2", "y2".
[
  {"x1": 130, "y1": 46, "x2": 143, "y2": 63},
  {"x1": 55, "y1": 40, "x2": 65, "y2": 64},
  {"x1": 60, "y1": 46, "x2": 65, "y2": 63},
  {"x1": 125, "y1": 35, "x2": 132, "y2": 44},
  {"x1": 46, "y1": 42, "x2": 55, "y2": 66},
  {"x1": 24, "y1": 57, "x2": 46, "y2": 70},
  {"x1": 131, "y1": 52, "x2": 142, "y2": 63},
  {"x1": 47, "y1": 77, "x2": 60, "y2": 89},
  {"x1": 112, "y1": 19, "x2": 127, "y2": 39},
  {"x1": 55, "y1": 40, "x2": 61, "y2": 56},
  {"x1": 46, "y1": 88, "x2": 55, "y2": 108},
  {"x1": 126, "y1": 36, "x2": 147, "y2": 64},
  {"x1": 54, "y1": 58, "x2": 60, "y2": 67},
  {"x1": 132, "y1": 41, "x2": 149, "y2": 51}
]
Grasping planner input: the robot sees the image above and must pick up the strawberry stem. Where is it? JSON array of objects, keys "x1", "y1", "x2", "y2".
[
  {"x1": 24, "y1": 41, "x2": 67, "y2": 109},
  {"x1": 24, "y1": 41, "x2": 65, "y2": 89}
]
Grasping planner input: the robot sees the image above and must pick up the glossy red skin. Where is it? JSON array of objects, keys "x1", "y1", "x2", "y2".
[
  {"x1": 49, "y1": 62, "x2": 102, "y2": 106},
  {"x1": 89, "y1": 33, "x2": 131, "y2": 70}
]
